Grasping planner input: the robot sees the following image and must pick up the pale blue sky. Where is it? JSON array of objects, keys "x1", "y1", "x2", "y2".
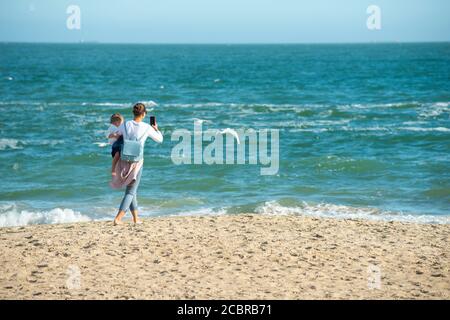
[{"x1": 0, "y1": 0, "x2": 449, "y2": 43}]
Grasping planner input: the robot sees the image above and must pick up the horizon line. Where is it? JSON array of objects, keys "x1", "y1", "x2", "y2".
[{"x1": 1, "y1": 40, "x2": 449, "y2": 45}]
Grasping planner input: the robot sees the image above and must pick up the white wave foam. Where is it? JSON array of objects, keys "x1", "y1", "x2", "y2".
[
  {"x1": 193, "y1": 118, "x2": 213, "y2": 124},
  {"x1": 0, "y1": 101, "x2": 160, "y2": 108},
  {"x1": 0, "y1": 139, "x2": 67, "y2": 150},
  {"x1": 93, "y1": 142, "x2": 109, "y2": 148},
  {"x1": 164, "y1": 102, "x2": 225, "y2": 108},
  {"x1": 142, "y1": 100, "x2": 158, "y2": 107},
  {"x1": 290, "y1": 128, "x2": 329, "y2": 133},
  {"x1": 0, "y1": 207, "x2": 91, "y2": 227},
  {"x1": 171, "y1": 207, "x2": 227, "y2": 217},
  {"x1": 1, "y1": 201, "x2": 447, "y2": 227},
  {"x1": 433, "y1": 102, "x2": 450, "y2": 107},
  {"x1": 399, "y1": 127, "x2": 450, "y2": 132},
  {"x1": 0, "y1": 138, "x2": 23, "y2": 150},
  {"x1": 1, "y1": 100, "x2": 448, "y2": 114},
  {"x1": 81, "y1": 102, "x2": 129, "y2": 107},
  {"x1": 149, "y1": 201, "x2": 450, "y2": 224},
  {"x1": 419, "y1": 102, "x2": 450, "y2": 118},
  {"x1": 290, "y1": 126, "x2": 389, "y2": 133},
  {"x1": 339, "y1": 101, "x2": 420, "y2": 110},
  {"x1": 290, "y1": 126, "x2": 450, "y2": 133},
  {"x1": 402, "y1": 121, "x2": 427, "y2": 125},
  {"x1": 38, "y1": 139, "x2": 65, "y2": 146},
  {"x1": 79, "y1": 101, "x2": 157, "y2": 109},
  {"x1": 256, "y1": 201, "x2": 450, "y2": 224}
]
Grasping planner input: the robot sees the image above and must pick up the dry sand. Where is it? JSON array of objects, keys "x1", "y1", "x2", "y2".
[{"x1": 0, "y1": 214, "x2": 448, "y2": 299}]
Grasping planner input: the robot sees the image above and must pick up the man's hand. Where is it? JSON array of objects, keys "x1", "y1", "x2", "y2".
[{"x1": 152, "y1": 123, "x2": 159, "y2": 131}]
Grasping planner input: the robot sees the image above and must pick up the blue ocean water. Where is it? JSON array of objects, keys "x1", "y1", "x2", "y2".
[{"x1": 0, "y1": 43, "x2": 449, "y2": 226}]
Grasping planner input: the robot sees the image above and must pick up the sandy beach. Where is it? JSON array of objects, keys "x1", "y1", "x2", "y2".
[{"x1": 0, "y1": 214, "x2": 448, "y2": 300}]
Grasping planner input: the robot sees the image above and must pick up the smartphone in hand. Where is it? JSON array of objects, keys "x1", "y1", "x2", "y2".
[{"x1": 150, "y1": 116, "x2": 156, "y2": 126}]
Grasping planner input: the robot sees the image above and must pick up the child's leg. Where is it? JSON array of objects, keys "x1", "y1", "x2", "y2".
[
  {"x1": 112, "y1": 152, "x2": 120, "y2": 175},
  {"x1": 111, "y1": 136, "x2": 123, "y2": 176}
]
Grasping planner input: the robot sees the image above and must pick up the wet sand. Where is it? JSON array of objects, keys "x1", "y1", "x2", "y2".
[{"x1": 0, "y1": 214, "x2": 448, "y2": 299}]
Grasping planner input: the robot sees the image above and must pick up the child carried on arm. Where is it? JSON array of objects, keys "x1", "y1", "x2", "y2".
[{"x1": 107, "y1": 113, "x2": 124, "y2": 176}]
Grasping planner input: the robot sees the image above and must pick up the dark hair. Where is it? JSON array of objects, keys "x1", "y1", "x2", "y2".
[
  {"x1": 133, "y1": 103, "x2": 147, "y2": 117},
  {"x1": 110, "y1": 113, "x2": 123, "y2": 124}
]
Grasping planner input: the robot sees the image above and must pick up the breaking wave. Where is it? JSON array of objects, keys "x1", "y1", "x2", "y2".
[{"x1": 0, "y1": 204, "x2": 91, "y2": 227}]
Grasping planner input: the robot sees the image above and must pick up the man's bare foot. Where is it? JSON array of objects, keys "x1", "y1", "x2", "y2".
[
  {"x1": 113, "y1": 219, "x2": 123, "y2": 226},
  {"x1": 133, "y1": 219, "x2": 143, "y2": 225}
]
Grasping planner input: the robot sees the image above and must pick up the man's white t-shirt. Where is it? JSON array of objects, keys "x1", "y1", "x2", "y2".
[{"x1": 118, "y1": 120, "x2": 163, "y2": 146}]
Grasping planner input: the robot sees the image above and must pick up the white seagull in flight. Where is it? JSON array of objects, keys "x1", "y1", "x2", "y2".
[{"x1": 218, "y1": 128, "x2": 241, "y2": 145}]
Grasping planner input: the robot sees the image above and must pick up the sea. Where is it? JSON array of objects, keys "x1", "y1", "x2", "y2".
[{"x1": 0, "y1": 43, "x2": 449, "y2": 227}]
